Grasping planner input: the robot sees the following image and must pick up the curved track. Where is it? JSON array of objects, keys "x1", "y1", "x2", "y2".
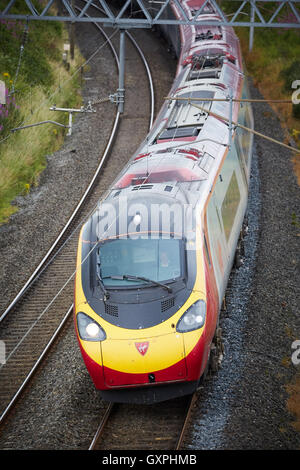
[{"x1": 0, "y1": 13, "x2": 155, "y2": 424}]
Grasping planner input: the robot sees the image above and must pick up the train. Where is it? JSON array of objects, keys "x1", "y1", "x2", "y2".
[{"x1": 74, "y1": 0, "x2": 254, "y2": 404}]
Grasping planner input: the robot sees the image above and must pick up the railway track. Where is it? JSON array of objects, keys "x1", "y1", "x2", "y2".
[
  {"x1": 0, "y1": 7, "x2": 155, "y2": 424},
  {"x1": 89, "y1": 393, "x2": 198, "y2": 450}
]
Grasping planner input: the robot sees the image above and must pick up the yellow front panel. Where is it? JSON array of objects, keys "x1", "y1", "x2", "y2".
[{"x1": 101, "y1": 332, "x2": 185, "y2": 374}]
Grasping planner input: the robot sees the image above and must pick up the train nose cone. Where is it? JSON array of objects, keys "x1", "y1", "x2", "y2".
[{"x1": 101, "y1": 333, "x2": 187, "y2": 387}]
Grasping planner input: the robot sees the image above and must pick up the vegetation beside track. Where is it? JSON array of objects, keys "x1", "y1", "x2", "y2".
[
  {"x1": 221, "y1": 1, "x2": 300, "y2": 182},
  {"x1": 0, "y1": 1, "x2": 84, "y2": 224}
]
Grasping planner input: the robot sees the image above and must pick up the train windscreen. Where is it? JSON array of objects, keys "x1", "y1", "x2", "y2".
[{"x1": 98, "y1": 237, "x2": 183, "y2": 287}]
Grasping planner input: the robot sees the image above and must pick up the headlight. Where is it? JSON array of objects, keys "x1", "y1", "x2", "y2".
[
  {"x1": 176, "y1": 300, "x2": 206, "y2": 333},
  {"x1": 77, "y1": 312, "x2": 106, "y2": 342}
]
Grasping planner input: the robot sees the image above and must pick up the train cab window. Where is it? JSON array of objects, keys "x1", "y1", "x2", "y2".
[{"x1": 98, "y1": 237, "x2": 183, "y2": 287}]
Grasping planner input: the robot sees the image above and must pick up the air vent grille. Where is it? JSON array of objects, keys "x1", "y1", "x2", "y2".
[
  {"x1": 161, "y1": 297, "x2": 175, "y2": 312},
  {"x1": 132, "y1": 184, "x2": 153, "y2": 190},
  {"x1": 105, "y1": 303, "x2": 119, "y2": 317}
]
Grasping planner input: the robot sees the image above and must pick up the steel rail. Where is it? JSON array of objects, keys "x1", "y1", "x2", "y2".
[
  {"x1": 0, "y1": 6, "x2": 156, "y2": 426},
  {"x1": 175, "y1": 392, "x2": 198, "y2": 450},
  {"x1": 88, "y1": 392, "x2": 198, "y2": 450},
  {"x1": 126, "y1": 30, "x2": 155, "y2": 131},
  {"x1": 89, "y1": 402, "x2": 115, "y2": 450},
  {"x1": 80, "y1": 0, "x2": 155, "y2": 130},
  {"x1": 0, "y1": 2, "x2": 155, "y2": 324},
  {"x1": 0, "y1": 305, "x2": 73, "y2": 425},
  {"x1": 0, "y1": 28, "x2": 120, "y2": 324},
  {"x1": 0, "y1": 110, "x2": 119, "y2": 324},
  {"x1": 0, "y1": 18, "x2": 121, "y2": 424}
]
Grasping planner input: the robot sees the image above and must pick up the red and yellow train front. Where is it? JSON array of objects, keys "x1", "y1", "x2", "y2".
[{"x1": 74, "y1": 224, "x2": 217, "y2": 403}]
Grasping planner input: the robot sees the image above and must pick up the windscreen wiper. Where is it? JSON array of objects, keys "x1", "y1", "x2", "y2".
[
  {"x1": 104, "y1": 274, "x2": 173, "y2": 293},
  {"x1": 96, "y1": 261, "x2": 110, "y2": 301}
]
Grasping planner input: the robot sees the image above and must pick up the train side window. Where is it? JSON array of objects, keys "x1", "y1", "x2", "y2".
[
  {"x1": 221, "y1": 171, "x2": 241, "y2": 242},
  {"x1": 235, "y1": 133, "x2": 248, "y2": 185},
  {"x1": 204, "y1": 234, "x2": 211, "y2": 266}
]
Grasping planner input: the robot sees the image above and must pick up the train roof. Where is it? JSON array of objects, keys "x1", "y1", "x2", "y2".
[{"x1": 97, "y1": 0, "x2": 247, "y2": 236}]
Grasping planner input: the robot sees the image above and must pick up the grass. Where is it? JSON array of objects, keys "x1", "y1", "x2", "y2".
[
  {"x1": 0, "y1": 1, "x2": 84, "y2": 224},
  {"x1": 0, "y1": 70, "x2": 82, "y2": 223},
  {"x1": 235, "y1": 27, "x2": 300, "y2": 135}
]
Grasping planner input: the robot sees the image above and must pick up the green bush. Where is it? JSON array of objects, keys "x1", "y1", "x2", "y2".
[
  {"x1": 292, "y1": 104, "x2": 300, "y2": 120},
  {"x1": 0, "y1": 9, "x2": 62, "y2": 93},
  {"x1": 0, "y1": 1, "x2": 82, "y2": 224},
  {"x1": 280, "y1": 60, "x2": 300, "y2": 93}
]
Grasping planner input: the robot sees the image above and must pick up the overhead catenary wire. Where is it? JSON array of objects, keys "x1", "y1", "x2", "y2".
[
  {"x1": 0, "y1": 1, "x2": 202, "y2": 405},
  {"x1": 0, "y1": 16, "x2": 158, "y2": 365},
  {"x1": 0, "y1": 14, "x2": 122, "y2": 323},
  {"x1": 165, "y1": 96, "x2": 300, "y2": 153},
  {"x1": 2, "y1": 0, "x2": 297, "y2": 370},
  {"x1": 3, "y1": 90, "x2": 295, "y2": 365},
  {"x1": 165, "y1": 96, "x2": 295, "y2": 104},
  {"x1": 11, "y1": 17, "x2": 30, "y2": 96}
]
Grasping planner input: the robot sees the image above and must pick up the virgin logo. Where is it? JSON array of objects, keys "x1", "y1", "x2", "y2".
[{"x1": 135, "y1": 342, "x2": 149, "y2": 356}]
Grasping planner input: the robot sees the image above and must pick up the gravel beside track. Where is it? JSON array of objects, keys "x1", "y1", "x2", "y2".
[
  {"x1": 182, "y1": 82, "x2": 300, "y2": 450},
  {"x1": 0, "y1": 21, "x2": 121, "y2": 420},
  {"x1": 221, "y1": 83, "x2": 300, "y2": 450},
  {"x1": 0, "y1": 24, "x2": 177, "y2": 450},
  {"x1": 0, "y1": 24, "x2": 299, "y2": 450}
]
